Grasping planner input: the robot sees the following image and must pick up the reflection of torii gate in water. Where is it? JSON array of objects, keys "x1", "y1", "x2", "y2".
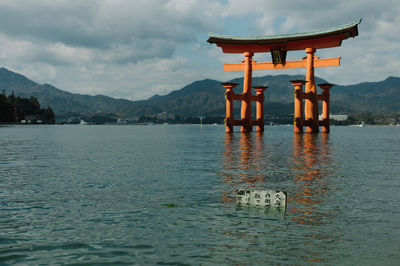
[{"x1": 207, "y1": 19, "x2": 361, "y2": 133}]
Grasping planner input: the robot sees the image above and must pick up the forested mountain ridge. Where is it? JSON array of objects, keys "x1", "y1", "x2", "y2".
[{"x1": 0, "y1": 67, "x2": 398, "y2": 120}]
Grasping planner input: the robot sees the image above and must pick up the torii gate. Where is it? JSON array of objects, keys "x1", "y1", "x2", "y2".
[{"x1": 207, "y1": 19, "x2": 361, "y2": 133}]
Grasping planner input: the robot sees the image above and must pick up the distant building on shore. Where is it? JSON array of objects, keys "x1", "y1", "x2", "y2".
[
  {"x1": 319, "y1": 114, "x2": 348, "y2": 121},
  {"x1": 22, "y1": 114, "x2": 45, "y2": 124}
]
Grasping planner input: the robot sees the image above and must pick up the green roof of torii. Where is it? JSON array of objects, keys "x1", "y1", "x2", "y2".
[{"x1": 207, "y1": 19, "x2": 361, "y2": 48}]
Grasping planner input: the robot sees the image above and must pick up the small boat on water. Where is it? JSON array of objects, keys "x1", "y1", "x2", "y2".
[
  {"x1": 80, "y1": 120, "x2": 88, "y2": 125},
  {"x1": 358, "y1": 121, "x2": 366, "y2": 127}
]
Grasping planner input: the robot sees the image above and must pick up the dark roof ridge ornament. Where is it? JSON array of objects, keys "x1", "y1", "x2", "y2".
[{"x1": 271, "y1": 48, "x2": 287, "y2": 65}]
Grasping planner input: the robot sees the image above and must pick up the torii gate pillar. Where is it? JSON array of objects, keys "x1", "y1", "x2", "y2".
[
  {"x1": 304, "y1": 48, "x2": 319, "y2": 133},
  {"x1": 222, "y1": 82, "x2": 238, "y2": 133},
  {"x1": 254, "y1": 86, "x2": 267, "y2": 132},
  {"x1": 290, "y1": 80, "x2": 306, "y2": 134},
  {"x1": 241, "y1": 52, "x2": 254, "y2": 132},
  {"x1": 319, "y1": 83, "x2": 334, "y2": 133}
]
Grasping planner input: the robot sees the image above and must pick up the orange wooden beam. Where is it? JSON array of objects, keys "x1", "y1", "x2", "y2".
[
  {"x1": 224, "y1": 57, "x2": 340, "y2": 71},
  {"x1": 231, "y1": 93, "x2": 243, "y2": 101},
  {"x1": 232, "y1": 120, "x2": 243, "y2": 126},
  {"x1": 302, "y1": 92, "x2": 312, "y2": 100},
  {"x1": 217, "y1": 33, "x2": 349, "y2": 53},
  {"x1": 316, "y1": 94, "x2": 325, "y2": 101},
  {"x1": 250, "y1": 95, "x2": 262, "y2": 102}
]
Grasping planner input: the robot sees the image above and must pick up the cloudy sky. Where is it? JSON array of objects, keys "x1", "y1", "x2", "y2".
[{"x1": 0, "y1": 0, "x2": 398, "y2": 100}]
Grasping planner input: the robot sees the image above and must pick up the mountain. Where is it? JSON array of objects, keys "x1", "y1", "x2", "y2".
[
  {"x1": 141, "y1": 74, "x2": 400, "y2": 116},
  {"x1": 0, "y1": 67, "x2": 399, "y2": 119},
  {"x1": 0, "y1": 68, "x2": 146, "y2": 116},
  {"x1": 331, "y1": 77, "x2": 400, "y2": 113}
]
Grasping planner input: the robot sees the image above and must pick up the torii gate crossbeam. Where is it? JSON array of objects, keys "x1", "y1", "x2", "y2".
[{"x1": 224, "y1": 57, "x2": 340, "y2": 71}]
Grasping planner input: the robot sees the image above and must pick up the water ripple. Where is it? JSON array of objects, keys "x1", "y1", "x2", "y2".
[{"x1": 0, "y1": 125, "x2": 399, "y2": 265}]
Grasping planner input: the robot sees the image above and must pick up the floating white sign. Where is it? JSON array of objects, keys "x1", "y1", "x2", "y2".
[{"x1": 236, "y1": 189, "x2": 287, "y2": 210}]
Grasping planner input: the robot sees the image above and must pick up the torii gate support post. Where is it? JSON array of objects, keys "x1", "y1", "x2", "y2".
[
  {"x1": 222, "y1": 82, "x2": 238, "y2": 133},
  {"x1": 318, "y1": 83, "x2": 334, "y2": 133},
  {"x1": 253, "y1": 86, "x2": 267, "y2": 132},
  {"x1": 304, "y1": 48, "x2": 319, "y2": 133},
  {"x1": 241, "y1": 51, "x2": 254, "y2": 132},
  {"x1": 290, "y1": 80, "x2": 306, "y2": 133}
]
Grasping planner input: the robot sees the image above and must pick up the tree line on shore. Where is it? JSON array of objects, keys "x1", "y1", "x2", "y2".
[
  {"x1": 1, "y1": 90, "x2": 398, "y2": 126},
  {"x1": 0, "y1": 91, "x2": 55, "y2": 123}
]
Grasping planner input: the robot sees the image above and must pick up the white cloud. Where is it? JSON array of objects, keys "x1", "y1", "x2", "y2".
[
  {"x1": 0, "y1": 0, "x2": 398, "y2": 100},
  {"x1": 211, "y1": 0, "x2": 400, "y2": 85}
]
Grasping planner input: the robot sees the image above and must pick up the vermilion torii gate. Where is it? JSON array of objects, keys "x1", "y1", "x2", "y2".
[{"x1": 207, "y1": 19, "x2": 361, "y2": 133}]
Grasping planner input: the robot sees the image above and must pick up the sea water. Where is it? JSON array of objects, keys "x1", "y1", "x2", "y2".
[{"x1": 0, "y1": 124, "x2": 399, "y2": 265}]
